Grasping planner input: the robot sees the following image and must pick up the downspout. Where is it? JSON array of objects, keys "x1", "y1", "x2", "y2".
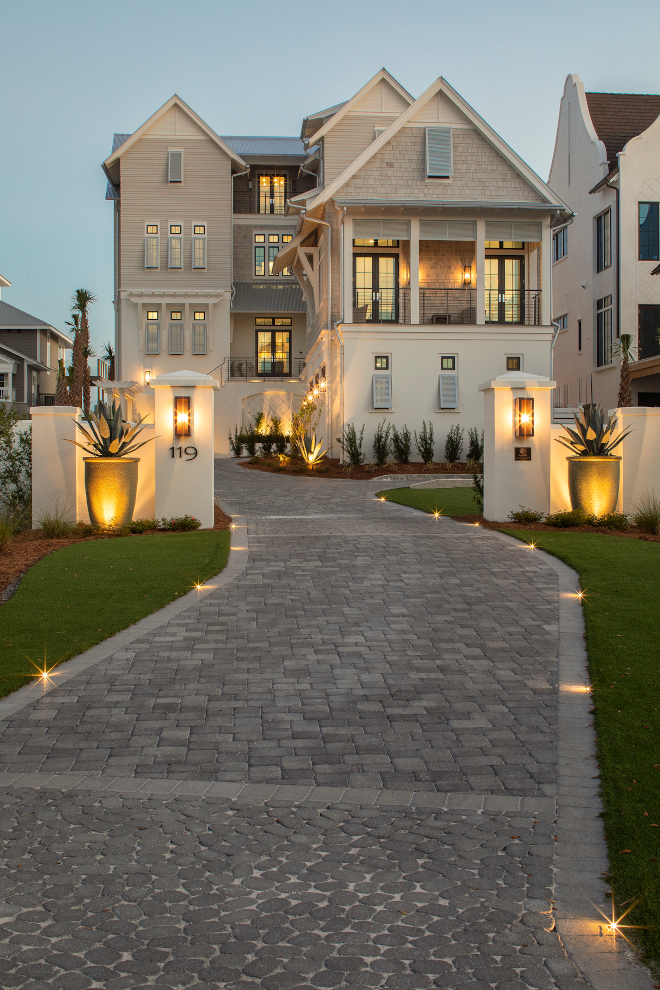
[
  {"x1": 299, "y1": 164, "x2": 319, "y2": 188},
  {"x1": 604, "y1": 173, "x2": 620, "y2": 340}
]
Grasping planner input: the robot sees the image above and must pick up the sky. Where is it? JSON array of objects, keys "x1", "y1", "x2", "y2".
[{"x1": 2, "y1": 0, "x2": 660, "y2": 357}]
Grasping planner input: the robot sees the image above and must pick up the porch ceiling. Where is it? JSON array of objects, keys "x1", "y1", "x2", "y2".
[{"x1": 335, "y1": 199, "x2": 565, "y2": 221}]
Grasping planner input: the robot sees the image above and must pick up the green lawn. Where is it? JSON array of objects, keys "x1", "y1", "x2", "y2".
[
  {"x1": 378, "y1": 486, "x2": 660, "y2": 963},
  {"x1": 0, "y1": 530, "x2": 230, "y2": 700}
]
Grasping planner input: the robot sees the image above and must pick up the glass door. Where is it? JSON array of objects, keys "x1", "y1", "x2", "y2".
[
  {"x1": 257, "y1": 330, "x2": 291, "y2": 375},
  {"x1": 485, "y1": 257, "x2": 524, "y2": 324},
  {"x1": 353, "y1": 255, "x2": 398, "y2": 323}
]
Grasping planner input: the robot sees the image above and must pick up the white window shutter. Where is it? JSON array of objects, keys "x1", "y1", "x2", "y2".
[
  {"x1": 426, "y1": 127, "x2": 453, "y2": 177},
  {"x1": 192, "y1": 237, "x2": 206, "y2": 269},
  {"x1": 145, "y1": 323, "x2": 160, "y2": 355},
  {"x1": 169, "y1": 323, "x2": 183, "y2": 355},
  {"x1": 145, "y1": 237, "x2": 159, "y2": 268},
  {"x1": 373, "y1": 374, "x2": 392, "y2": 409},
  {"x1": 168, "y1": 150, "x2": 183, "y2": 182},
  {"x1": 192, "y1": 323, "x2": 207, "y2": 355},
  {"x1": 439, "y1": 375, "x2": 458, "y2": 409}
]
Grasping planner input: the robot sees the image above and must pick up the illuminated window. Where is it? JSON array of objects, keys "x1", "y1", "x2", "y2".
[
  {"x1": 147, "y1": 311, "x2": 159, "y2": 321},
  {"x1": 282, "y1": 234, "x2": 293, "y2": 243},
  {"x1": 255, "y1": 245, "x2": 265, "y2": 276},
  {"x1": 259, "y1": 175, "x2": 286, "y2": 214},
  {"x1": 255, "y1": 234, "x2": 265, "y2": 243},
  {"x1": 146, "y1": 225, "x2": 158, "y2": 235},
  {"x1": 256, "y1": 317, "x2": 292, "y2": 326},
  {"x1": 353, "y1": 239, "x2": 399, "y2": 247},
  {"x1": 375, "y1": 355, "x2": 389, "y2": 370},
  {"x1": 268, "y1": 234, "x2": 279, "y2": 243},
  {"x1": 170, "y1": 224, "x2": 181, "y2": 234},
  {"x1": 193, "y1": 225, "x2": 206, "y2": 235},
  {"x1": 194, "y1": 311, "x2": 206, "y2": 321},
  {"x1": 506, "y1": 356, "x2": 521, "y2": 371},
  {"x1": 441, "y1": 355, "x2": 456, "y2": 371},
  {"x1": 170, "y1": 311, "x2": 182, "y2": 320},
  {"x1": 485, "y1": 241, "x2": 524, "y2": 249}
]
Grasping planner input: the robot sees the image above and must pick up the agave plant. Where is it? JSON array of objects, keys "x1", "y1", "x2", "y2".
[
  {"x1": 555, "y1": 403, "x2": 631, "y2": 457},
  {"x1": 299, "y1": 433, "x2": 327, "y2": 468},
  {"x1": 67, "y1": 399, "x2": 155, "y2": 457}
]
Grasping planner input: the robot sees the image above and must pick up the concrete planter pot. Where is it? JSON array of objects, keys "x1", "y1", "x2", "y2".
[
  {"x1": 84, "y1": 457, "x2": 139, "y2": 529},
  {"x1": 567, "y1": 456, "x2": 621, "y2": 516}
]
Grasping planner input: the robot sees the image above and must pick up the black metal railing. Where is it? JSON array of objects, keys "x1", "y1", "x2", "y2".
[
  {"x1": 485, "y1": 290, "x2": 541, "y2": 327},
  {"x1": 210, "y1": 357, "x2": 306, "y2": 386},
  {"x1": 398, "y1": 287, "x2": 476, "y2": 325},
  {"x1": 37, "y1": 393, "x2": 56, "y2": 406}
]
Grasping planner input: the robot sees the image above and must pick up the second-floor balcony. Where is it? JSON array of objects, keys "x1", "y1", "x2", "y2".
[
  {"x1": 211, "y1": 356, "x2": 306, "y2": 386},
  {"x1": 353, "y1": 286, "x2": 542, "y2": 326}
]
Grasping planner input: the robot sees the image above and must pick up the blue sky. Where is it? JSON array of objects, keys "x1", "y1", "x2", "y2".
[{"x1": 2, "y1": 0, "x2": 659, "y2": 356}]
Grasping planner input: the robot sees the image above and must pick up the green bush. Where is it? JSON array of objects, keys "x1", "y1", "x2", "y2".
[
  {"x1": 228, "y1": 426, "x2": 244, "y2": 457},
  {"x1": 159, "y1": 515, "x2": 201, "y2": 532},
  {"x1": 372, "y1": 420, "x2": 391, "y2": 466},
  {"x1": 260, "y1": 433, "x2": 275, "y2": 455},
  {"x1": 444, "y1": 424, "x2": 464, "y2": 466},
  {"x1": 249, "y1": 455, "x2": 261, "y2": 464},
  {"x1": 467, "y1": 427, "x2": 484, "y2": 462},
  {"x1": 414, "y1": 421, "x2": 435, "y2": 465},
  {"x1": 589, "y1": 511, "x2": 629, "y2": 530},
  {"x1": 544, "y1": 509, "x2": 587, "y2": 527},
  {"x1": 632, "y1": 490, "x2": 660, "y2": 535},
  {"x1": 244, "y1": 430, "x2": 258, "y2": 457},
  {"x1": 391, "y1": 425, "x2": 411, "y2": 464},
  {"x1": 471, "y1": 473, "x2": 484, "y2": 513},
  {"x1": 0, "y1": 513, "x2": 15, "y2": 553},
  {"x1": 509, "y1": 505, "x2": 544, "y2": 523},
  {"x1": 336, "y1": 424, "x2": 365, "y2": 466},
  {"x1": 0, "y1": 404, "x2": 31, "y2": 529},
  {"x1": 128, "y1": 518, "x2": 159, "y2": 534}
]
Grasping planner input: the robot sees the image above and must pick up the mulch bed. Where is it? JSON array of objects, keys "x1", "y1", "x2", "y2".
[
  {"x1": 0, "y1": 504, "x2": 232, "y2": 600},
  {"x1": 452, "y1": 514, "x2": 660, "y2": 543},
  {"x1": 238, "y1": 456, "x2": 480, "y2": 480}
]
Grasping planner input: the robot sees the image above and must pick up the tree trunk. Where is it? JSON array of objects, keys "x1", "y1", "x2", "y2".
[
  {"x1": 70, "y1": 326, "x2": 83, "y2": 408},
  {"x1": 617, "y1": 353, "x2": 632, "y2": 407},
  {"x1": 54, "y1": 362, "x2": 71, "y2": 405}
]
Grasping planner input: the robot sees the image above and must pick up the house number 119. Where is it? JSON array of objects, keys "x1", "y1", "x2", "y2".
[{"x1": 169, "y1": 446, "x2": 198, "y2": 460}]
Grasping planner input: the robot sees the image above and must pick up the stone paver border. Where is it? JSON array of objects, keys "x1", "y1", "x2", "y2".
[{"x1": 0, "y1": 513, "x2": 248, "y2": 723}]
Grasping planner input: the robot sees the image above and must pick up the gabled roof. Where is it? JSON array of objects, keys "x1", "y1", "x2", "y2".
[
  {"x1": 0, "y1": 274, "x2": 11, "y2": 290},
  {"x1": 304, "y1": 69, "x2": 414, "y2": 147},
  {"x1": 305, "y1": 75, "x2": 570, "y2": 214},
  {"x1": 585, "y1": 92, "x2": 660, "y2": 164},
  {"x1": 300, "y1": 101, "x2": 348, "y2": 142},
  {"x1": 221, "y1": 136, "x2": 306, "y2": 157},
  {"x1": 0, "y1": 300, "x2": 71, "y2": 342},
  {"x1": 231, "y1": 282, "x2": 306, "y2": 313},
  {"x1": 102, "y1": 95, "x2": 247, "y2": 184}
]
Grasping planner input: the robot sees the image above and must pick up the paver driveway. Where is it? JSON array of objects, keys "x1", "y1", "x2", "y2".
[{"x1": 0, "y1": 461, "x2": 639, "y2": 988}]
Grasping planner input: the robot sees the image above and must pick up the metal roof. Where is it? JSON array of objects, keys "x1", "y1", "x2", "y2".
[
  {"x1": 112, "y1": 133, "x2": 132, "y2": 153},
  {"x1": 221, "y1": 136, "x2": 306, "y2": 157},
  {"x1": 0, "y1": 300, "x2": 71, "y2": 339},
  {"x1": 232, "y1": 282, "x2": 306, "y2": 313}
]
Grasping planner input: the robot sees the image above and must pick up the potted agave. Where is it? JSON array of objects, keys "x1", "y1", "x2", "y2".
[
  {"x1": 555, "y1": 403, "x2": 630, "y2": 516},
  {"x1": 68, "y1": 400, "x2": 155, "y2": 528}
]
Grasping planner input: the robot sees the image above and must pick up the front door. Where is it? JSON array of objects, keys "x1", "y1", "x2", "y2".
[
  {"x1": 485, "y1": 257, "x2": 524, "y2": 323},
  {"x1": 354, "y1": 255, "x2": 398, "y2": 323},
  {"x1": 256, "y1": 330, "x2": 291, "y2": 375}
]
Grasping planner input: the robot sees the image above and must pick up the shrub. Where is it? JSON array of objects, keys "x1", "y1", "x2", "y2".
[
  {"x1": 228, "y1": 426, "x2": 244, "y2": 457},
  {"x1": 471, "y1": 473, "x2": 484, "y2": 513},
  {"x1": 0, "y1": 513, "x2": 15, "y2": 553},
  {"x1": 444, "y1": 424, "x2": 464, "y2": 466},
  {"x1": 414, "y1": 421, "x2": 435, "y2": 465},
  {"x1": 260, "y1": 434, "x2": 274, "y2": 456},
  {"x1": 274, "y1": 434, "x2": 288, "y2": 455},
  {"x1": 589, "y1": 512, "x2": 629, "y2": 530},
  {"x1": 249, "y1": 455, "x2": 261, "y2": 464},
  {"x1": 391, "y1": 425, "x2": 411, "y2": 464},
  {"x1": 509, "y1": 505, "x2": 544, "y2": 523},
  {"x1": 36, "y1": 498, "x2": 74, "y2": 538},
  {"x1": 244, "y1": 430, "x2": 258, "y2": 457},
  {"x1": 0, "y1": 404, "x2": 32, "y2": 529},
  {"x1": 372, "y1": 420, "x2": 391, "y2": 466},
  {"x1": 336, "y1": 424, "x2": 365, "y2": 466},
  {"x1": 159, "y1": 515, "x2": 201, "y2": 532},
  {"x1": 128, "y1": 518, "x2": 159, "y2": 533},
  {"x1": 632, "y1": 490, "x2": 660, "y2": 535},
  {"x1": 467, "y1": 427, "x2": 484, "y2": 462},
  {"x1": 544, "y1": 509, "x2": 587, "y2": 527}
]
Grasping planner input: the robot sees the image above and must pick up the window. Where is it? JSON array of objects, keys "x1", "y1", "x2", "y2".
[
  {"x1": 639, "y1": 203, "x2": 659, "y2": 261},
  {"x1": 553, "y1": 227, "x2": 568, "y2": 262},
  {"x1": 373, "y1": 375, "x2": 392, "y2": 409},
  {"x1": 440, "y1": 355, "x2": 456, "y2": 371},
  {"x1": 638, "y1": 305, "x2": 660, "y2": 360},
  {"x1": 596, "y1": 210, "x2": 611, "y2": 271},
  {"x1": 353, "y1": 239, "x2": 399, "y2": 247},
  {"x1": 255, "y1": 317, "x2": 292, "y2": 326},
  {"x1": 169, "y1": 224, "x2": 182, "y2": 268},
  {"x1": 375, "y1": 355, "x2": 389, "y2": 370},
  {"x1": 597, "y1": 295, "x2": 612, "y2": 366},
  {"x1": 578, "y1": 319, "x2": 582, "y2": 351},
  {"x1": 144, "y1": 224, "x2": 159, "y2": 268},
  {"x1": 169, "y1": 312, "x2": 183, "y2": 355},
  {"x1": 254, "y1": 233, "x2": 293, "y2": 275},
  {"x1": 257, "y1": 327, "x2": 290, "y2": 375},
  {"x1": 555, "y1": 314, "x2": 568, "y2": 332},
  {"x1": 192, "y1": 321, "x2": 207, "y2": 355},
  {"x1": 168, "y1": 150, "x2": 183, "y2": 183},
  {"x1": 47, "y1": 336, "x2": 51, "y2": 368},
  {"x1": 268, "y1": 245, "x2": 278, "y2": 275},
  {"x1": 282, "y1": 234, "x2": 293, "y2": 243},
  {"x1": 506, "y1": 356, "x2": 521, "y2": 371},
  {"x1": 194, "y1": 310, "x2": 206, "y2": 321},
  {"x1": 485, "y1": 241, "x2": 524, "y2": 250},
  {"x1": 145, "y1": 320, "x2": 160, "y2": 355},
  {"x1": 255, "y1": 234, "x2": 265, "y2": 243},
  {"x1": 147, "y1": 310, "x2": 158, "y2": 321},
  {"x1": 259, "y1": 175, "x2": 286, "y2": 214},
  {"x1": 192, "y1": 224, "x2": 206, "y2": 269},
  {"x1": 438, "y1": 375, "x2": 458, "y2": 409},
  {"x1": 426, "y1": 127, "x2": 453, "y2": 178}
]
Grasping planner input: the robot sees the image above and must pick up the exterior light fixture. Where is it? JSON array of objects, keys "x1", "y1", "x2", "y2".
[
  {"x1": 463, "y1": 265, "x2": 472, "y2": 285},
  {"x1": 144, "y1": 369, "x2": 152, "y2": 384},
  {"x1": 514, "y1": 397, "x2": 534, "y2": 437},
  {"x1": 319, "y1": 377, "x2": 327, "y2": 392},
  {"x1": 174, "y1": 396, "x2": 192, "y2": 437}
]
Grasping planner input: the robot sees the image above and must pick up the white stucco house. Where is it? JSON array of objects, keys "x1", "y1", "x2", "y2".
[{"x1": 549, "y1": 74, "x2": 660, "y2": 411}]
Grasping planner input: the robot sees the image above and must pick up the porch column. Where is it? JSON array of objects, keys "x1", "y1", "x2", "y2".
[
  {"x1": 342, "y1": 214, "x2": 353, "y2": 323},
  {"x1": 409, "y1": 218, "x2": 420, "y2": 325},
  {"x1": 541, "y1": 220, "x2": 552, "y2": 325},
  {"x1": 475, "y1": 219, "x2": 486, "y2": 325}
]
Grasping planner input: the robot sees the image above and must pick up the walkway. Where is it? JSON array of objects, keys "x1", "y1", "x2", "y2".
[{"x1": 0, "y1": 461, "x2": 651, "y2": 989}]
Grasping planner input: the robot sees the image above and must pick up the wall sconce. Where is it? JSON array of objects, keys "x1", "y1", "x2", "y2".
[
  {"x1": 463, "y1": 265, "x2": 472, "y2": 285},
  {"x1": 319, "y1": 377, "x2": 327, "y2": 392},
  {"x1": 144, "y1": 369, "x2": 152, "y2": 385},
  {"x1": 174, "y1": 396, "x2": 192, "y2": 437},
  {"x1": 514, "y1": 397, "x2": 534, "y2": 438}
]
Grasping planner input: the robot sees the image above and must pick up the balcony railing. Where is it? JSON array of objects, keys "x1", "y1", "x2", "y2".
[
  {"x1": 398, "y1": 287, "x2": 476, "y2": 325},
  {"x1": 485, "y1": 290, "x2": 541, "y2": 326},
  {"x1": 0, "y1": 388, "x2": 15, "y2": 402},
  {"x1": 210, "y1": 357, "x2": 306, "y2": 386},
  {"x1": 357, "y1": 286, "x2": 543, "y2": 326}
]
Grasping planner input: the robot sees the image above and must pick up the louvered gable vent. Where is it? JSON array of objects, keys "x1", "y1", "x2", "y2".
[
  {"x1": 426, "y1": 127, "x2": 453, "y2": 178},
  {"x1": 168, "y1": 150, "x2": 183, "y2": 183}
]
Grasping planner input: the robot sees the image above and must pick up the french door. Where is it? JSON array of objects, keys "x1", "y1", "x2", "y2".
[
  {"x1": 354, "y1": 255, "x2": 398, "y2": 323},
  {"x1": 485, "y1": 257, "x2": 525, "y2": 324},
  {"x1": 256, "y1": 330, "x2": 290, "y2": 375}
]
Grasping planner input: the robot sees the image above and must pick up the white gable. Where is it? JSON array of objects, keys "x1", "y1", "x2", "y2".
[
  {"x1": 408, "y1": 92, "x2": 470, "y2": 126},
  {"x1": 352, "y1": 79, "x2": 412, "y2": 115},
  {"x1": 145, "y1": 105, "x2": 207, "y2": 138}
]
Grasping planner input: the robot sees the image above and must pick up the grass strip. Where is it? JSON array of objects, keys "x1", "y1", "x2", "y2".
[
  {"x1": 378, "y1": 487, "x2": 660, "y2": 962},
  {"x1": 0, "y1": 530, "x2": 230, "y2": 700}
]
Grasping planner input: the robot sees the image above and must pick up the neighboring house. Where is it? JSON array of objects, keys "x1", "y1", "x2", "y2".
[
  {"x1": 0, "y1": 274, "x2": 72, "y2": 415},
  {"x1": 102, "y1": 97, "x2": 315, "y2": 429},
  {"x1": 274, "y1": 70, "x2": 571, "y2": 456},
  {"x1": 549, "y1": 75, "x2": 660, "y2": 410}
]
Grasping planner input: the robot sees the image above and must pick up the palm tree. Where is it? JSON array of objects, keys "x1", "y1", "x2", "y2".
[
  {"x1": 614, "y1": 333, "x2": 636, "y2": 408},
  {"x1": 54, "y1": 359, "x2": 71, "y2": 405},
  {"x1": 102, "y1": 341, "x2": 115, "y2": 381},
  {"x1": 67, "y1": 290, "x2": 97, "y2": 413},
  {"x1": 65, "y1": 311, "x2": 81, "y2": 407}
]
